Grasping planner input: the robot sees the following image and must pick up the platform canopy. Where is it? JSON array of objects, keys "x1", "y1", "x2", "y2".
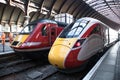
[
  {"x1": 0, "y1": 0, "x2": 120, "y2": 31},
  {"x1": 84, "y1": 0, "x2": 120, "y2": 24}
]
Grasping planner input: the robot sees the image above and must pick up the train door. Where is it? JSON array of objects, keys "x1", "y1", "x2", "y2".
[
  {"x1": 87, "y1": 25, "x2": 104, "y2": 53},
  {"x1": 101, "y1": 25, "x2": 109, "y2": 46},
  {"x1": 47, "y1": 25, "x2": 57, "y2": 46}
]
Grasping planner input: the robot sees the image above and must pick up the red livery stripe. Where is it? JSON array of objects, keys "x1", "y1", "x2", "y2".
[
  {"x1": 81, "y1": 23, "x2": 98, "y2": 38},
  {"x1": 64, "y1": 23, "x2": 98, "y2": 69},
  {"x1": 64, "y1": 48, "x2": 86, "y2": 69}
]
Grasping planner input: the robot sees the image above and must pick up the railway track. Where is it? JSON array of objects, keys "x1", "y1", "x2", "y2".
[
  {"x1": 0, "y1": 52, "x2": 16, "y2": 62},
  {"x1": 0, "y1": 52, "x2": 57, "y2": 80},
  {"x1": 0, "y1": 62, "x2": 58, "y2": 80},
  {"x1": 43, "y1": 45, "x2": 112, "y2": 80},
  {"x1": 0, "y1": 56, "x2": 102, "y2": 80},
  {"x1": 0, "y1": 45, "x2": 112, "y2": 80}
]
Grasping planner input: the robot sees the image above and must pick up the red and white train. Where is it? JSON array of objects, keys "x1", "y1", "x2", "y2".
[
  {"x1": 48, "y1": 17, "x2": 118, "y2": 71},
  {"x1": 11, "y1": 19, "x2": 67, "y2": 52}
]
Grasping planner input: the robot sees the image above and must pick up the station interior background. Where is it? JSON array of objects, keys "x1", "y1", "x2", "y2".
[
  {"x1": 0, "y1": 0, "x2": 120, "y2": 39},
  {"x1": 0, "y1": 0, "x2": 120, "y2": 80}
]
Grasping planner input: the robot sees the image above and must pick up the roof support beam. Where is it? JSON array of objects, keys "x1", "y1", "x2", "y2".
[
  {"x1": 8, "y1": 7, "x2": 15, "y2": 25},
  {"x1": 0, "y1": 4, "x2": 6, "y2": 24},
  {"x1": 57, "y1": 0, "x2": 66, "y2": 13},
  {"x1": 46, "y1": 0, "x2": 56, "y2": 19},
  {"x1": 76, "y1": 4, "x2": 89, "y2": 18},
  {"x1": 73, "y1": 1, "x2": 85, "y2": 18}
]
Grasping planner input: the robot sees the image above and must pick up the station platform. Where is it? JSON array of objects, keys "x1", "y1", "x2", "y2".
[
  {"x1": 83, "y1": 41, "x2": 120, "y2": 80},
  {"x1": 0, "y1": 42, "x2": 14, "y2": 55}
]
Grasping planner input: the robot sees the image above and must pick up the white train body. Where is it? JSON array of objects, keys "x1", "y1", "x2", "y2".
[{"x1": 48, "y1": 17, "x2": 118, "y2": 69}]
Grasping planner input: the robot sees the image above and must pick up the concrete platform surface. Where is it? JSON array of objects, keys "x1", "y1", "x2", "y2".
[
  {"x1": 0, "y1": 42, "x2": 14, "y2": 55},
  {"x1": 83, "y1": 41, "x2": 120, "y2": 80}
]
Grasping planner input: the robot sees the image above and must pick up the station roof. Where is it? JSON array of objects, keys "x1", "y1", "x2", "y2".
[
  {"x1": 84, "y1": 0, "x2": 120, "y2": 24},
  {"x1": 0, "y1": 0, "x2": 120, "y2": 31}
]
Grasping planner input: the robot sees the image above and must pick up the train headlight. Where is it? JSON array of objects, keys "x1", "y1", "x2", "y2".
[
  {"x1": 21, "y1": 42, "x2": 41, "y2": 47},
  {"x1": 73, "y1": 38, "x2": 86, "y2": 48},
  {"x1": 74, "y1": 41, "x2": 81, "y2": 47}
]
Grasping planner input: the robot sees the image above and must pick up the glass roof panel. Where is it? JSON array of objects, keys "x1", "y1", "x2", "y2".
[
  {"x1": 93, "y1": 3, "x2": 106, "y2": 9},
  {"x1": 84, "y1": 0, "x2": 120, "y2": 23},
  {"x1": 106, "y1": 0, "x2": 113, "y2": 1}
]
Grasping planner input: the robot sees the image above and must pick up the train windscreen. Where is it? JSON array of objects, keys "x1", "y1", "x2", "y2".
[
  {"x1": 59, "y1": 19, "x2": 89, "y2": 38},
  {"x1": 20, "y1": 24, "x2": 36, "y2": 34}
]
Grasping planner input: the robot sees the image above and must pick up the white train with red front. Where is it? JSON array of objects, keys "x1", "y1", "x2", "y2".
[{"x1": 48, "y1": 17, "x2": 118, "y2": 71}]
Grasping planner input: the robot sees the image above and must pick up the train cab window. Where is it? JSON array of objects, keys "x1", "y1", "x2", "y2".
[
  {"x1": 59, "y1": 19, "x2": 89, "y2": 38},
  {"x1": 20, "y1": 24, "x2": 36, "y2": 34},
  {"x1": 90, "y1": 26, "x2": 101, "y2": 35},
  {"x1": 41, "y1": 25, "x2": 47, "y2": 36}
]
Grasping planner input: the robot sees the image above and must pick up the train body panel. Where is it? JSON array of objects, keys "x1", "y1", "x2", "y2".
[
  {"x1": 48, "y1": 17, "x2": 118, "y2": 70},
  {"x1": 49, "y1": 38, "x2": 77, "y2": 68},
  {"x1": 11, "y1": 19, "x2": 67, "y2": 52},
  {"x1": 77, "y1": 34, "x2": 104, "y2": 61}
]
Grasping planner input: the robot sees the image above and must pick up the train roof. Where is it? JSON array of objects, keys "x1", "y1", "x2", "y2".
[
  {"x1": 55, "y1": 21, "x2": 68, "y2": 27},
  {"x1": 76, "y1": 17, "x2": 109, "y2": 27},
  {"x1": 29, "y1": 19, "x2": 68, "y2": 27},
  {"x1": 77, "y1": 17, "x2": 99, "y2": 22}
]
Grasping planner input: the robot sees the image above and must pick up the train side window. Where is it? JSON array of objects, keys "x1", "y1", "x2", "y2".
[
  {"x1": 98, "y1": 25, "x2": 102, "y2": 35},
  {"x1": 91, "y1": 26, "x2": 100, "y2": 34},
  {"x1": 41, "y1": 25, "x2": 47, "y2": 36},
  {"x1": 51, "y1": 28, "x2": 55, "y2": 36}
]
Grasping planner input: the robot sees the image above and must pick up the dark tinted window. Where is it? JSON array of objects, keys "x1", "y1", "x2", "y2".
[
  {"x1": 20, "y1": 24, "x2": 36, "y2": 34},
  {"x1": 51, "y1": 28, "x2": 55, "y2": 35},
  {"x1": 41, "y1": 25, "x2": 47, "y2": 36},
  {"x1": 90, "y1": 25, "x2": 101, "y2": 34}
]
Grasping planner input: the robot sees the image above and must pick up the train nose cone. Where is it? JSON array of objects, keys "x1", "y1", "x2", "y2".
[{"x1": 48, "y1": 45, "x2": 70, "y2": 69}]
